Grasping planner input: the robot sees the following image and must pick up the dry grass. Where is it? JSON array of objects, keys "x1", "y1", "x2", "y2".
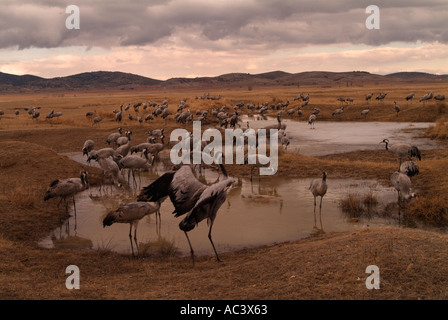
[
  {"x1": 424, "y1": 115, "x2": 448, "y2": 140},
  {"x1": 1, "y1": 83, "x2": 448, "y2": 300},
  {"x1": 139, "y1": 237, "x2": 181, "y2": 258},
  {"x1": 340, "y1": 192, "x2": 379, "y2": 219}
]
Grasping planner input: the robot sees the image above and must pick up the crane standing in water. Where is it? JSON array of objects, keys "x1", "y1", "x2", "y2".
[{"x1": 137, "y1": 163, "x2": 235, "y2": 265}]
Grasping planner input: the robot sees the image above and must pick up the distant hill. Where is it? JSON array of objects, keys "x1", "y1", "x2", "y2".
[
  {"x1": 0, "y1": 71, "x2": 162, "y2": 93},
  {"x1": 385, "y1": 72, "x2": 447, "y2": 81},
  {"x1": 0, "y1": 70, "x2": 446, "y2": 93},
  {"x1": 0, "y1": 72, "x2": 43, "y2": 86}
]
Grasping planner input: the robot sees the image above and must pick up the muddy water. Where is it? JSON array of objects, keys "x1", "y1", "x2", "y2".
[
  {"x1": 243, "y1": 117, "x2": 440, "y2": 155},
  {"x1": 39, "y1": 120, "x2": 445, "y2": 256},
  {"x1": 39, "y1": 165, "x2": 399, "y2": 256}
]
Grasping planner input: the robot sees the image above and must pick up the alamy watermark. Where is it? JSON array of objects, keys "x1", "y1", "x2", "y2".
[
  {"x1": 365, "y1": 5, "x2": 380, "y2": 30},
  {"x1": 66, "y1": 4, "x2": 380, "y2": 31},
  {"x1": 66, "y1": 5, "x2": 80, "y2": 30},
  {"x1": 65, "y1": 265, "x2": 80, "y2": 289},
  {"x1": 365, "y1": 265, "x2": 380, "y2": 289}
]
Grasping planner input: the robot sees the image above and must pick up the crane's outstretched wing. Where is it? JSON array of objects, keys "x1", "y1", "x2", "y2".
[
  {"x1": 137, "y1": 165, "x2": 206, "y2": 217},
  {"x1": 179, "y1": 178, "x2": 234, "y2": 232},
  {"x1": 168, "y1": 166, "x2": 206, "y2": 217},
  {"x1": 137, "y1": 169, "x2": 177, "y2": 202}
]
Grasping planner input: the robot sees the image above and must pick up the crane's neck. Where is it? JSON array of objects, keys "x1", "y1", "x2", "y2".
[{"x1": 219, "y1": 163, "x2": 228, "y2": 178}]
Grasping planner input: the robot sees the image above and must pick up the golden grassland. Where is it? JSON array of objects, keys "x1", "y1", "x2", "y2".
[{"x1": 0, "y1": 82, "x2": 447, "y2": 300}]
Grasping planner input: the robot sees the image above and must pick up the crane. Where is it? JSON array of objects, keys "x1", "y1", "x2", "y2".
[{"x1": 137, "y1": 164, "x2": 235, "y2": 265}]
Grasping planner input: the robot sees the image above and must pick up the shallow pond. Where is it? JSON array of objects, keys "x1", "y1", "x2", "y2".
[
  {"x1": 39, "y1": 165, "x2": 403, "y2": 257},
  {"x1": 243, "y1": 118, "x2": 441, "y2": 156},
  {"x1": 39, "y1": 120, "x2": 446, "y2": 257}
]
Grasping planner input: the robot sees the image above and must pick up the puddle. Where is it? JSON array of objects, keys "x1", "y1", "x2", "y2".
[
  {"x1": 242, "y1": 119, "x2": 441, "y2": 156},
  {"x1": 39, "y1": 163, "x2": 406, "y2": 257},
  {"x1": 41, "y1": 120, "x2": 446, "y2": 257}
]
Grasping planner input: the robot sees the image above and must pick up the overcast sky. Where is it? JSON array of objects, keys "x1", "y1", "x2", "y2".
[{"x1": 1, "y1": 0, "x2": 447, "y2": 79}]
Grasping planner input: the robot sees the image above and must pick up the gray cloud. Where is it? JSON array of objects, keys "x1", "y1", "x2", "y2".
[{"x1": 0, "y1": 0, "x2": 447, "y2": 51}]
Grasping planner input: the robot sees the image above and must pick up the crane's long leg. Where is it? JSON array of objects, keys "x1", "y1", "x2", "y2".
[
  {"x1": 72, "y1": 197, "x2": 78, "y2": 231},
  {"x1": 319, "y1": 196, "x2": 324, "y2": 231},
  {"x1": 129, "y1": 224, "x2": 135, "y2": 257},
  {"x1": 184, "y1": 231, "x2": 195, "y2": 266},
  {"x1": 57, "y1": 197, "x2": 64, "y2": 223},
  {"x1": 72, "y1": 197, "x2": 77, "y2": 219},
  {"x1": 134, "y1": 227, "x2": 139, "y2": 257},
  {"x1": 208, "y1": 221, "x2": 221, "y2": 262}
]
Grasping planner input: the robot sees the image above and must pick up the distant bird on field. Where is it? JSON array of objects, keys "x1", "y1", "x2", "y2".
[
  {"x1": 332, "y1": 106, "x2": 344, "y2": 116},
  {"x1": 380, "y1": 139, "x2": 421, "y2": 168},
  {"x1": 103, "y1": 201, "x2": 161, "y2": 257},
  {"x1": 93, "y1": 116, "x2": 102, "y2": 125},
  {"x1": 405, "y1": 93, "x2": 415, "y2": 102},
  {"x1": 280, "y1": 132, "x2": 290, "y2": 150},
  {"x1": 394, "y1": 101, "x2": 400, "y2": 117},
  {"x1": 308, "y1": 114, "x2": 316, "y2": 129},
  {"x1": 365, "y1": 93, "x2": 374, "y2": 102},
  {"x1": 419, "y1": 92, "x2": 433, "y2": 103},
  {"x1": 361, "y1": 106, "x2": 370, "y2": 117},
  {"x1": 86, "y1": 110, "x2": 96, "y2": 117},
  {"x1": 434, "y1": 94, "x2": 445, "y2": 102},
  {"x1": 376, "y1": 93, "x2": 387, "y2": 102}
]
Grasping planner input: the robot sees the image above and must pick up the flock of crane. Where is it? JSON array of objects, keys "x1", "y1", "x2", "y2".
[{"x1": 39, "y1": 90, "x2": 432, "y2": 264}]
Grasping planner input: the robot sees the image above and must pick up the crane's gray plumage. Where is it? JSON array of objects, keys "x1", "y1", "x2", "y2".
[
  {"x1": 394, "y1": 101, "x2": 400, "y2": 116},
  {"x1": 308, "y1": 114, "x2": 316, "y2": 129},
  {"x1": 87, "y1": 148, "x2": 115, "y2": 160},
  {"x1": 103, "y1": 201, "x2": 160, "y2": 257},
  {"x1": 399, "y1": 161, "x2": 419, "y2": 177},
  {"x1": 117, "y1": 154, "x2": 151, "y2": 187},
  {"x1": 332, "y1": 106, "x2": 344, "y2": 116},
  {"x1": 380, "y1": 139, "x2": 421, "y2": 167},
  {"x1": 87, "y1": 152, "x2": 121, "y2": 191},
  {"x1": 44, "y1": 170, "x2": 89, "y2": 220},
  {"x1": 419, "y1": 92, "x2": 433, "y2": 103},
  {"x1": 82, "y1": 139, "x2": 94, "y2": 157},
  {"x1": 361, "y1": 106, "x2": 370, "y2": 117},
  {"x1": 390, "y1": 170, "x2": 416, "y2": 223},
  {"x1": 93, "y1": 116, "x2": 102, "y2": 124},
  {"x1": 390, "y1": 171, "x2": 418, "y2": 218},
  {"x1": 137, "y1": 164, "x2": 234, "y2": 264},
  {"x1": 117, "y1": 130, "x2": 132, "y2": 147},
  {"x1": 106, "y1": 127, "x2": 123, "y2": 147},
  {"x1": 406, "y1": 93, "x2": 415, "y2": 101},
  {"x1": 309, "y1": 171, "x2": 328, "y2": 230}
]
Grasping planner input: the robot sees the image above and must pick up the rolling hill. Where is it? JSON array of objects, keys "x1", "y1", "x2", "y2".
[{"x1": 0, "y1": 70, "x2": 446, "y2": 93}]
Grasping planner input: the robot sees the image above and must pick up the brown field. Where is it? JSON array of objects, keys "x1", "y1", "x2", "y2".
[{"x1": 0, "y1": 82, "x2": 447, "y2": 300}]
